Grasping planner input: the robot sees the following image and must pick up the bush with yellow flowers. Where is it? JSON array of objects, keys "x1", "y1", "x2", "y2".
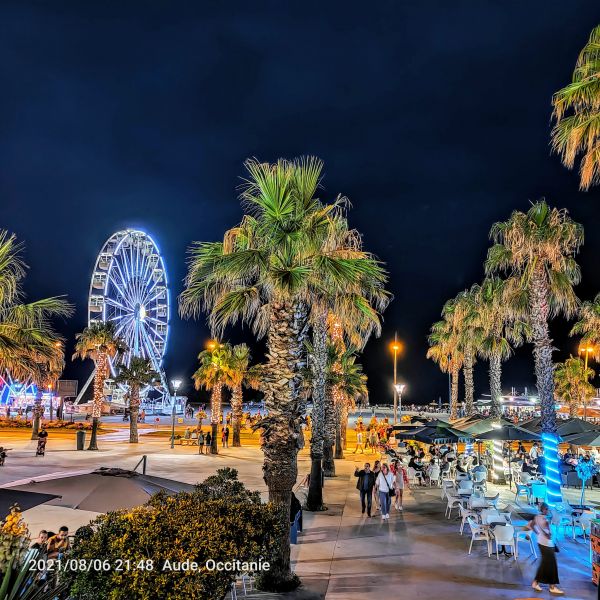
[
  {"x1": 0, "y1": 505, "x2": 29, "y2": 574},
  {"x1": 65, "y1": 468, "x2": 284, "y2": 600}
]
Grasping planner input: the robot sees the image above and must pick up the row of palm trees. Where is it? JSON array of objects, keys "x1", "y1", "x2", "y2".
[
  {"x1": 0, "y1": 231, "x2": 72, "y2": 438},
  {"x1": 179, "y1": 157, "x2": 389, "y2": 590}
]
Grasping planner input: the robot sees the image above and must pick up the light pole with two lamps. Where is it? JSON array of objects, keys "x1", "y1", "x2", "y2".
[
  {"x1": 390, "y1": 334, "x2": 403, "y2": 424},
  {"x1": 393, "y1": 383, "x2": 406, "y2": 424},
  {"x1": 170, "y1": 379, "x2": 182, "y2": 449}
]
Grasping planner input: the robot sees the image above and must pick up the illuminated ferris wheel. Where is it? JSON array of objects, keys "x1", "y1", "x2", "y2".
[
  {"x1": 88, "y1": 229, "x2": 170, "y2": 378},
  {"x1": 74, "y1": 229, "x2": 172, "y2": 409}
]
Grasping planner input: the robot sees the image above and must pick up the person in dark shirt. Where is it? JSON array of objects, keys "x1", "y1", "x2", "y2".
[
  {"x1": 354, "y1": 462, "x2": 376, "y2": 517},
  {"x1": 290, "y1": 491, "x2": 302, "y2": 532}
]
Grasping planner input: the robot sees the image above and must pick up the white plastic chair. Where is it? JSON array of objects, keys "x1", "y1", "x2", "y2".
[
  {"x1": 467, "y1": 516, "x2": 491, "y2": 556},
  {"x1": 572, "y1": 511, "x2": 594, "y2": 541},
  {"x1": 441, "y1": 479, "x2": 455, "y2": 500},
  {"x1": 429, "y1": 466, "x2": 441, "y2": 486},
  {"x1": 446, "y1": 494, "x2": 462, "y2": 519},
  {"x1": 458, "y1": 480, "x2": 474, "y2": 493},
  {"x1": 458, "y1": 503, "x2": 478, "y2": 535},
  {"x1": 407, "y1": 467, "x2": 419, "y2": 485},
  {"x1": 515, "y1": 527, "x2": 537, "y2": 558},
  {"x1": 469, "y1": 496, "x2": 487, "y2": 509},
  {"x1": 550, "y1": 504, "x2": 574, "y2": 539},
  {"x1": 491, "y1": 524, "x2": 517, "y2": 560},
  {"x1": 485, "y1": 493, "x2": 500, "y2": 509},
  {"x1": 514, "y1": 483, "x2": 531, "y2": 505},
  {"x1": 480, "y1": 509, "x2": 500, "y2": 524},
  {"x1": 472, "y1": 470, "x2": 487, "y2": 493}
]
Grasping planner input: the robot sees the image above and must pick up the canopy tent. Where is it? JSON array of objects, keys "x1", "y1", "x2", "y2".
[
  {"x1": 7, "y1": 468, "x2": 195, "y2": 513},
  {"x1": 0, "y1": 489, "x2": 61, "y2": 518},
  {"x1": 518, "y1": 417, "x2": 598, "y2": 437}
]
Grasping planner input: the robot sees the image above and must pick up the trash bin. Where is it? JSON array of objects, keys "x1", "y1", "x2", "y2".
[{"x1": 76, "y1": 430, "x2": 86, "y2": 450}]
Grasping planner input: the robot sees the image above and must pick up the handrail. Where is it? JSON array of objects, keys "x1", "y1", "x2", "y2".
[{"x1": 134, "y1": 455, "x2": 147, "y2": 474}]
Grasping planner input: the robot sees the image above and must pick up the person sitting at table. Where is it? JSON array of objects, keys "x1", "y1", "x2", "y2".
[
  {"x1": 455, "y1": 459, "x2": 468, "y2": 474},
  {"x1": 440, "y1": 456, "x2": 451, "y2": 476},
  {"x1": 408, "y1": 456, "x2": 424, "y2": 472},
  {"x1": 529, "y1": 442, "x2": 541, "y2": 463},
  {"x1": 517, "y1": 442, "x2": 526, "y2": 456}
]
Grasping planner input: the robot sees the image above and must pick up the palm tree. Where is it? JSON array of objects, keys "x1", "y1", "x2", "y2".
[
  {"x1": 192, "y1": 341, "x2": 233, "y2": 455},
  {"x1": 0, "y1": 231, "x2": 71, "y2": 387},
  {"x1": 180, "y1": 157, "x2": 388, "y2": 589},
  {"x1": 551, "y1": 25, "x2": 600, "y2": 191},
  {"x1": 473, "y1": 277, "x2": 528, "y2": 418},
  {"x1": 427, "y1": 300, "x2": 464, "y2": 420},
  {"x1": 572, "y1": 293, "x2": 600, "y2": 345},
  {"x1": 115, "y1": 357, "x2": 159, "y2": 443},
  {"x1": 328, "y1": 345, "x2": 367, "y2": 459},
  {"x1": 228, "y1": 343, "x2": 260, "y2": 447},
  {"x1": 73, "y1": 322, "x2": 127, "y2": 450},
  {"x1": 486, "y1": 201, "x2": 583, "y2": 502},
  {"x1": 554, "y1": 356, "x2": 595, "y2": 418}
]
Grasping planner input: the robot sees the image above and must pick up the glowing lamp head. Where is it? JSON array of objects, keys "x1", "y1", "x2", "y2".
[{"x1": 171, "y1": 379, "x2": 182, "y2": 392}]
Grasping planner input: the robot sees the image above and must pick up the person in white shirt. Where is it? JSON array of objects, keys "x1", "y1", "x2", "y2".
[
  {"x1": 529, "y1": 442, "x2": 540, "y2": 462},
  {"x1": 375, "y1": 463, "x2": 395, "y2": 520}
]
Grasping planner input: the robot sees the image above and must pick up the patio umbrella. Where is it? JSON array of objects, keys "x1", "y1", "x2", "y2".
[
  {"x1": 0, "y1": 489, "x2": 61, "y2": 517},
  {"x1": 518, "y1": 417, "x2": 541, "y2": 432},
  {"x1": 396, "y1": 424, "x2": 472, "y2": 443},
  {"x1": 562, "y1": 430, "x2": 600, "y2": 447},
  {"x1": 459, "y1": 417, "x2": 517, "y2": 436},
  {"x1": 8, "y1": 468, "x2": 195, "y2": 512},
  {"x1": 556, "y1": 418, "x2": 599, "y2": 437},
  {"x1": 476, "y1": 424, "x2": 541, "y2": 442}
]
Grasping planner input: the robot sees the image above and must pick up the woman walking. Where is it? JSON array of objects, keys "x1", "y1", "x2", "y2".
[
  {"x1": 375, "y1": 463, "x2": 394, "y2": 520},
  {"x1": 527, "y1": 503, "x2": 564, "y2": 595},
  {"x1": 393, "y1": 459, "x2": 406, "y2": 511},
  {"x1": 372, "y1": 460, "x2": 381, "y2": 511}
]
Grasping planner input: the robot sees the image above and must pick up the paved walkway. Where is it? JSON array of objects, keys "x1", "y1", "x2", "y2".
[{"x1": 0, "y1": 427, "x2": 597, "y2": 599}]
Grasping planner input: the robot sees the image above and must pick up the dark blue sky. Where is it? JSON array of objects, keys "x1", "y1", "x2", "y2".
[{"x1": 2, "y1": 1, "x2": 600, "y2": 404}]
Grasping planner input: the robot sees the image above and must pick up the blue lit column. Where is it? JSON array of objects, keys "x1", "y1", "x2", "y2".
[{"x1": 542, "y1": 432, "x2": 562, "y2": 505}]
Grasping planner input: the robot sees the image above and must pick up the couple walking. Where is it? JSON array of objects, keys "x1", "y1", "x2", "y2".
[{"x1": 354, "y1": 461, "x2": 405, "y2": 519}]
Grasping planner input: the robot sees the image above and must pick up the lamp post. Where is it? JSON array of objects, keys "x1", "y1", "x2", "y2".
[
  {"x1": 170, "y1": 379, "x2": 182, "y2": 449},
  {"x1": 390, "y1": 334, "x2": 402, "y2": 424},
  {"x1": 579, "y1": 344, "x2": 595, "y2": 421},
  {"x1": 393, "y1": 383, "x2": 406, "y2": 424}
]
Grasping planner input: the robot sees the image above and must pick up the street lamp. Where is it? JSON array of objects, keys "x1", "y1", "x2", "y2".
[
  {"x1": 170, "y1": 379, "x2": 182, "y2": 449},
  {"x1": 578, "y1": 344, "x2": 596, "y2": 421},
  {"x1": 393, "y1": 383, "x2": 406, "y2": 423},
  {"x1": 389, "y1": 334, "x2": 403, "y2": 424}
]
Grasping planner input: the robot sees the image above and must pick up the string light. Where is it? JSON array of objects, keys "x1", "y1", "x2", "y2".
[
  {"x1": 542, "y1": 432, "x2": 562, "y2": 505},
  {"x1": 492, "y1": 440, "x2": 503, "y2": 481}
]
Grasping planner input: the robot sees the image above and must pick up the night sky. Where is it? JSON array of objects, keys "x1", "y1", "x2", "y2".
[{"x1": 2, "y1": 1, "x2": 600, "y2": 406}]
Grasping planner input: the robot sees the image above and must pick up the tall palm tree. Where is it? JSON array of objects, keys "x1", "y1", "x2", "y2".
[
  {"x1": 180, "y1": 157, "x2": 388, "y2": 589},
  {"x1": 73, "y1": 322, "x2": 127, "y2": 450},
  {"x1": 192, "y1": 342, "x2": 233, "y2": 455},
  {"x1": 0, "y1": 231, "x2": 72, "y2": 387},
  {"x1": 307, "y1": 217, "x2": 388, "y2": 500},
  {"x1": 328, "y1": 345, "x2": 367, "y2": 459},
  {"x1": 473, "y1": 277, "x2": 528, "y2": 418},
  {"x1": 486, "y1": 201, "x2": 583, "y2": 503},
  {"x1": 228, "y1": 343, "x2": 260, "y2": 447},
  {"x1": 571, "y1": 293, "x2": 600, "y2": 345},
  {"x1": 115, "y1": 357, "x2": 159, "y2": 443},
  {"x1": 551, "y1": 25, "x2": 600, "y2": 191},
  {"x1": 554, "y1": 356, "x2": 595, "y2": 418}
]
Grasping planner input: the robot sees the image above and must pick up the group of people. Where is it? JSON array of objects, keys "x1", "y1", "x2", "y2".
[
  {"x1": 181, "y1": 425, "x2": 231, "y2": 451},
  {"x1": 30, "y1": 526, "x2": 70, "y2": 559},
  {"x1": 354, "y1": 458, "x2": 408, "y2": 519}
]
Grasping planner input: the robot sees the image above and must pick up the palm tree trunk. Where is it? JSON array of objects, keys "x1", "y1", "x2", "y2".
[
  {"x1": 530, "y1": 269, "x2": 556, "y2": 434},
  {"x1": 88, "y1": 353, "x2": 106, "y2": 450},
  {"x1": 306, "y1": 311, "x2": 327, "y2": 511},
  {"x1": 489, "y1": 353, "x2": 502, "y2": 419},
  {"x1": 256, "y1": 300, "x2": 304, "y2": 592},
  {"x1": 530, "y1": 267, "x2": 561, "y2": 504},
  {"x1": 231, "y1": 385, "x2": 243, "y2": 447},
  {"x1": 210, "y1": 383, "x2": 222, "y2": 455},
  {"x1": 31, "y1": 391, "x2": 43, "y2": 440},
  {"x1": 322, "y1": 384, "x2": 337, "y2": 477},
  {"x1": 334, "y1": 400, "x2": 344, "y2": 459},
  {"x1": 450, "y1": 364, "x2": 460, "y2": 420},
  {"x1": 463, "y1": 347, "x2": 474, "y2": 416},
  {"x1": 129, "y1": 385, "x2": 140, "y2": 443},
  {"x1": 341, "y1": 404, "x2": 349, "y2": 450}
]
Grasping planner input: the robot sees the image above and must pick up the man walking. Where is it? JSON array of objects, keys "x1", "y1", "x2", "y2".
[
  {"x1": 354, "y1": 462, "x2": 376, "y2": 517},
  {"x1": 354, "y1": 426, "x2": 365, "y2": 454}
]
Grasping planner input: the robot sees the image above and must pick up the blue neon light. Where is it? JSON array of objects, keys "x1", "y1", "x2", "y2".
[{"x1": 542, "y1": 432, "x2": 562, "y2": 505}]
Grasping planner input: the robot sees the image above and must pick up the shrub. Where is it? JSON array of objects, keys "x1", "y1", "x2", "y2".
[{"x1": 66, "y1": 468, "x2": 283, "y2": 600}]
